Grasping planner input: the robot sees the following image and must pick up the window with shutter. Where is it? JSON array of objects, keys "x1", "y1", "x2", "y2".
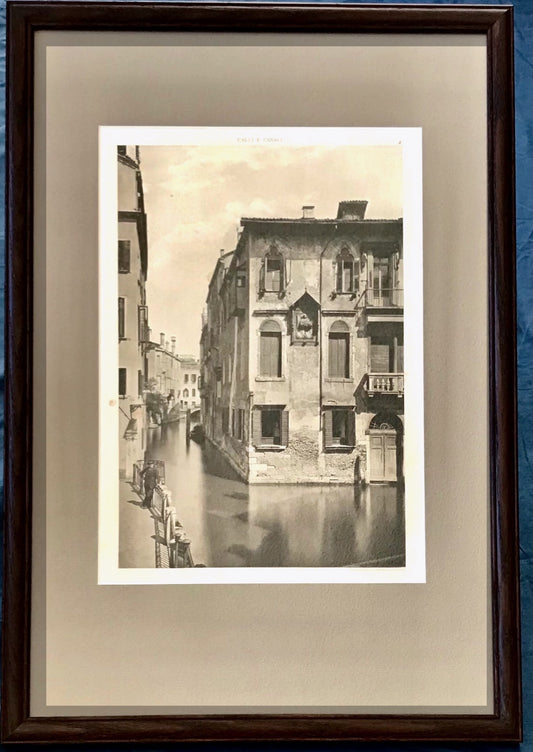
[
  {"x1": 118, "y1": 297, "x2": 126, "y2": 339},
  {"x1": 118, "y1": 240, "x2": 131, "y2": 273},
  {"x1": 118, "y1": 368, "x2": 127, "y2": 397},
  {"x1": 259, "y1": 320, "x2": 282, "y2": 377},
  {"x1": 328, "y1": 321, "x2": 350, "y2": 378},
  {"x1": 252, "y1": 408, "x2": 263, "y2": 448},
  {"x1": 335, "y1": 249, "x2": 358, "y2": 293},
  {"x1": 280, "y1": 409, "x2": 289, "y2": 447},
  {"x1": 138, "y1": 305, "x2": 148, "y2": 343},
  {"x1": 323, "y1": 409, "x2": 333, "y2": 448},
  {"x1": 252, "y1": 407, "x2": 287, "y2": 448},
  {"x1": 262, "y1": 247, "x2": 284, "y2": 293},
  {"x1": 323, "y1": 407, "x2": 355, "y2": 449}
]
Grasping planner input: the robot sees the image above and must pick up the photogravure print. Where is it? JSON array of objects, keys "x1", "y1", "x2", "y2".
[{"x1": 99, "y1": 127, "x2": 425, "y2": 584}]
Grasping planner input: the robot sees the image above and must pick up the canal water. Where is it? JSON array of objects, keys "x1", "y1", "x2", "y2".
[{"x1": 147, "y1": 421, "x2": 405, "y2": 568}]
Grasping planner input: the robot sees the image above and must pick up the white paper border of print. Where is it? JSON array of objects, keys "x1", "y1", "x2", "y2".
[{"x1": 98, "y1": 126, "x2": 424, "y2": 584}]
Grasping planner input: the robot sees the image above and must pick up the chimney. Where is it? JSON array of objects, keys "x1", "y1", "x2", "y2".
[
  {"x1": 171, "y1": 337, "x2": 176, "y2": 354},
  {"x1": 337, "y1": 200, "x2": 368, "y2": 220},
  {"x1": 220, "y1": 248, "x2": 225, "y2": 257},
  {"x1": 302, "y1": 205, "x2": 315, "y2": 219},
  {"x1": 160, "y1": 332, "x2": 165, "y2": 347}
]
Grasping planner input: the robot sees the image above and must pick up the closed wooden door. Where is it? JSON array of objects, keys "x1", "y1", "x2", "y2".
[{"x1": 369, "y1": 430, "x2": 397, "y2": 482}]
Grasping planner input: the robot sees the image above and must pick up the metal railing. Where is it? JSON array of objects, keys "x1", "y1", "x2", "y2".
[{"x1": 366, "y1": 373, "x2": 404, "y2": 395}]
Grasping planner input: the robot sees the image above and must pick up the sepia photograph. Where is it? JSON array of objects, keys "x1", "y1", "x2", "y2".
[{"x1": 99, "y1": 127, "x2": 424, "y2": 583}]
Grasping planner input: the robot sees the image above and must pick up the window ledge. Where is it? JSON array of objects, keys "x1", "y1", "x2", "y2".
[
  {"x1": 255, "y1": 444, "x2": 287, "y2": 451},
  {"x1": 255, "y1": 376, "x2": 286, "y2": 382},
  {"x1": 324, "y1": 445, "x2": 355, "y2": 453},
  {"x1": 325, "y1": 378, "x2": 354, "y2": 383}
]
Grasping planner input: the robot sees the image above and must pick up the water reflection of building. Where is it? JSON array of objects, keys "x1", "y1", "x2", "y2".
[
  {"x1": 200, "y1": 200, "x2": 404, "y2": 485},
  {"x1": 117, "y1": 146, "x2": 149, "y2": 479}
]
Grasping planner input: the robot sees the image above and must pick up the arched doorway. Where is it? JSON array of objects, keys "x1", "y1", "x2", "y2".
[{"x1": 367, "y1": 412, "x2": 403, "y2": 483}]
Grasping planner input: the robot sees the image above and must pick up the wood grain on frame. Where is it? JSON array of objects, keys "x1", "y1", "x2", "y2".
[{"x1": 2, "y1": 2, "x2": 520, "y2": 743}]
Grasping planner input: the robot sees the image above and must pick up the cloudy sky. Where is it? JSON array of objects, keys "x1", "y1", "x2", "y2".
[{"x1": 140, "y1": 143, "x2": 402, "y2": 357}]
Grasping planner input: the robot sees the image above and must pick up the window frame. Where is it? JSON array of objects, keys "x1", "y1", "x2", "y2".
[
  {"x1": 258, "y1": 319, "x2": 283, "y2": 379},
  {"x1": 327, "y1": 321, "x2": 351, "y2": 380},
  {"x1": 118, "y1": 239, "x2": 131, "y2": 274},
  {"x1": 323, "y1": 406, "x2": 356, "y2": 451}
]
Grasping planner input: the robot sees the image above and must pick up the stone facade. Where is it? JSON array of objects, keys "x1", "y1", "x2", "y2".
[{"x1": 200, "y1": 201, "x2": 404, "y2": 484}]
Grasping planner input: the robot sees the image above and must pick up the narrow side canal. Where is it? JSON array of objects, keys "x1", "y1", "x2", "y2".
[{"x1": 146, "y1": 421, "x2": 405, "y2": 568}]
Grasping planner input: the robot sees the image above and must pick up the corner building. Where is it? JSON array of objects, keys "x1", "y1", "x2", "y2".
[{"x1": 201, "y1": 201, "x2": 404, "y2": 485}]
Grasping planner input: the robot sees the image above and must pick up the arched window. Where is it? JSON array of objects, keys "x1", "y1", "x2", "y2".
[
  {"x1": 335, "y1": 247, "x2": 358, "y2": 294},
  {"x1": 183, "y1": 388, "x2": 189, "y2": 398},
  {"x1": 261, "y1": 246, "x2": 284, "y2": 293},
  {"x1": 328, "y1": 321, "x2": 350, "y2": 378},
  {"x1": 259, "y1": 319, "x2": 282, "y2": 378}
]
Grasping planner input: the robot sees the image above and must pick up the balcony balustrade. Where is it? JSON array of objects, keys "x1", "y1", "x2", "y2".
[
  {"x1": 366, "y1": 288, "x2": 404, "y2": 308},
  {"x1": 366, "y1": 373, "x2": 404, "y2": 396}
]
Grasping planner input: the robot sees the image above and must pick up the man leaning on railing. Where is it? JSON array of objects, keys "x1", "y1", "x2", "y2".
[{"x1": 139, "y1": 460, "x2": 160, "y2": 509}]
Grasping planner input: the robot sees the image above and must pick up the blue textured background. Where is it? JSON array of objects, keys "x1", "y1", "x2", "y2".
[{"x1": 0, "y1": 0, "x2": 531, "y2": 750}]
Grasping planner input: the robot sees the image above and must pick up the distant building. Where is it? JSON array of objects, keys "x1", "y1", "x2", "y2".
[
  {"x1": 177, "y1": 356, "x2": 201, "y2": 411},
  {"x1": 200, "y1": 201, "x2": 404, "y2": 484},
  {"x1": 146, "y1": 333, "x2": 181, "y2": 409},
  {"x1": 117, "y1": 146, "x2": 149, "y2": 478}
]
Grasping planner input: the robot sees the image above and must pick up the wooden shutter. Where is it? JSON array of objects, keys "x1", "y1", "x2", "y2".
[
  {"x1": 280, "y1": 409, "x2": 289, "y2": 447},
  {"x1": 260, "y1": 331, "x2": 281, "y2": 377},
  {"x1": 323, "y1": 409, "x2": 333, "y2": 448},
  {"x1": 284, "y1": 258, "x2": 291, "y2": 288},
  {"x1": 329, "y1": 334, "x2": 348, "y2": 378},
  {"x1": 259, "y1": 259, "x2": 265, "y2": 293},
  {"x1": 397, "y1": 345, "x2": 404, "y2": 371},
  {"x1": 252, "y1": 408, "x2": 262, "y2": 448},
  {"x1": 335, "y1": 261, "x2": 342, "y2": 292},
  {"x1": 370, "y1": 342, "x2": 390, "y2": 372},
  {"x1": 138, "y1": 370, "x2": 143, "y2": 397},
  {"x1": 347, "y1": 409, "x2": 356, "y2": 447}
]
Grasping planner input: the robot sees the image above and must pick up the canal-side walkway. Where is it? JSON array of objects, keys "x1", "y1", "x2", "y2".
[{"x1": 118, "y1": 477, "x2": 158, "y2": 567}]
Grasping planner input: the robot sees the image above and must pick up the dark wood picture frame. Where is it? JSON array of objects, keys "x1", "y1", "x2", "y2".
[{"x1": 2, "y1": 1, "x2": 520, "y2": 743}]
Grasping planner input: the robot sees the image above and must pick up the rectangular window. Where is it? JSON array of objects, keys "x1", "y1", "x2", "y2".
[
  {"x1": 118, "y1": 297, "x2": 126, "y2": 339},
  {"x1": 118, "y1": 368, "x2": 127, "y2": 397},
  {"x1": 265, "y1": 258, "x2": 282, "y2": 292},
  {"x1": 373, "y1": 258, "x2": 391, "y2": 305},
  {"x1": 191, "y1": 374, "x2": 196, "y2": 383},
  {"x1": 138, "y1": 305, "x2": 148, "y2": 343},
  {"x1": 260, "y1": 332, "x2": 282, "y2": 377},
  {"x1": 184, "y1": 374, "x2": 189, "y2": 383},
  {"x1": 192, "y1": 389, "x2": 196, "y2": 397},
  {"x1": 138, "y1": 370, "x2": 143, "y2": 397},
  {"x1": 323, "y1": 408, "x2": 355, "y2": 449},
  {"x1": 370, "y1": 341, "x2": 391, "y2": 372},
  {"x1": 328, "y1": 333, "x2": 349, "y2": 378},
  {"x1": 252, "y1": 407, "x2": 288, "y2": 448},
  {"x1": 370, "y1": 335, "x2": 404, "y2": 372},
  {"x1": 336, "y1": 260, "x2": 359, "y2": 293},
  {"x1": 222, "y1": 407, "x2": 230, "y2": 434},
  {"x1": 118, "y1": 240, "x2": 131, "y2": 273},
  {"x1": 261, "y1": 409, "x2": 281, "y2": 444}
]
